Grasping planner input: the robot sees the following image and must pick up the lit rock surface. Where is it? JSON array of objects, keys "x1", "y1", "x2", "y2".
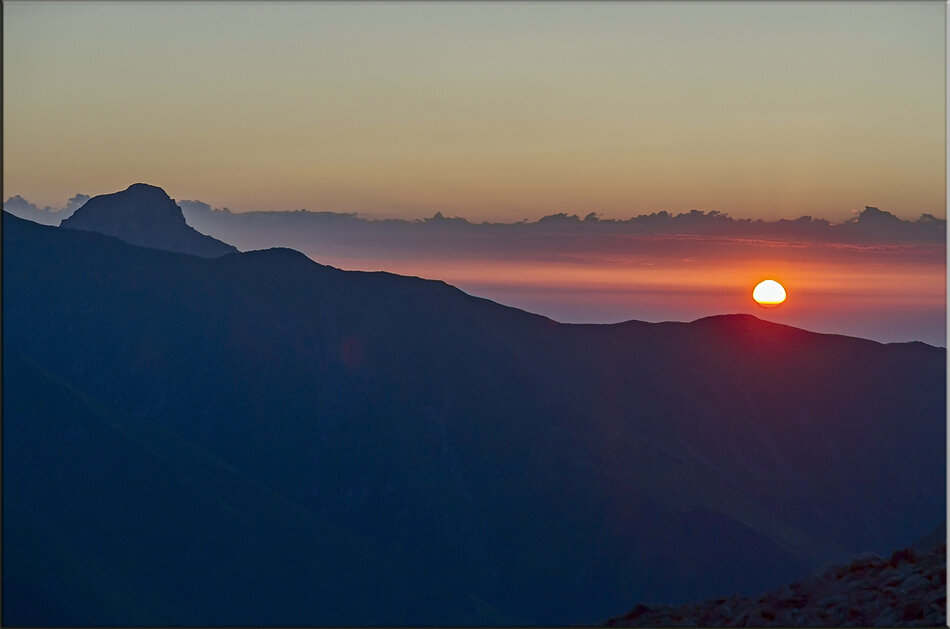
[{"x1": 605, "y1": 543, "x2": 946, "y2": 627}]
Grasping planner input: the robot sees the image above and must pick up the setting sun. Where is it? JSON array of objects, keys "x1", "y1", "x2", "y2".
[{"x1": 753, "y1": 279, "x2": 787, "y2": 307}]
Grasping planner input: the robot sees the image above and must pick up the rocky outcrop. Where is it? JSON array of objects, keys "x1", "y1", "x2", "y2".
[
  {"x1": 605, "y1": 543, "x2": 946, "y2": 627},
  {"x1": 61, "y1": 183, "x2": 236, "y2": 257}
]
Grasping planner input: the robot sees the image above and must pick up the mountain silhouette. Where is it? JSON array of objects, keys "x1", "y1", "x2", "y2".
[
  {"x1": 60, "y1": 183, "x2": 236, "y2": 257},
  {"x1": 3, "y1": 211, "x2": 944, "y2": 625}
]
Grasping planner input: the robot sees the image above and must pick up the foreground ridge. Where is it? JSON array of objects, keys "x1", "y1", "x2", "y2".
[{"x1": 605, "y1": 543, "x2": 946, "y2": 627}]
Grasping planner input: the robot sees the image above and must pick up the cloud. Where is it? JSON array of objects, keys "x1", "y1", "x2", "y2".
[
  {"x1": 177, "y1": 199, "x2": 215, "y2": 215},
  {"x1": 839, "y1": 206, "x2": 946, "y2": 244},
  {"x1": 3, "y1": 195, "x2": 42, "y2": 213},
  {"x1": 63, "y1": 194, "x2": 91, "y2": 215},
  {"x1": 170, "y1": 201, "x2": 945, "y2": 268},
  {"x1": 6, "y1": 189, "x2": 943, "y2": 273},
  {"x1": 3, "y1": 195, "x2": 58, "y2": 225},
  {"x1": 9, "y1": 191, "x2": 944, "y2": 259},
  {"x1": 3, "y1": 193, "x2": 89, "y2": 225}
]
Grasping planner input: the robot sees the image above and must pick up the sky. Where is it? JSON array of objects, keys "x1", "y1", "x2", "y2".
[{"x1": 3, "y1": 1, "x2": 946, "y2": 222}]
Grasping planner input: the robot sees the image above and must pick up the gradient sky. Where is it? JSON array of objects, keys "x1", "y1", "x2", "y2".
[{"x1": 3, "y1": 1, "x2": 946, "y2": 221}]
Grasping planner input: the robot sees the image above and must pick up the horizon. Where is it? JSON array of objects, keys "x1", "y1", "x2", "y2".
[
  {"x1": 5, "y1": 186, "x2": 946, "y2": 225},
  {"x1": 4, "y1": 180, "x2": 945, "y2": 347},
  {"x1": 4, "y1": 199, "x2": 947, "y2": 349}
]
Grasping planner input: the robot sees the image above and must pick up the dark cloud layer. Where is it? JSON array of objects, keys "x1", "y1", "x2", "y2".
[
  {"x1": 6, "y1": 194, "x2": 942, "y2": 268},
  {"x1": 172, "y1": 201, "x2": 945, "y2": 267}
]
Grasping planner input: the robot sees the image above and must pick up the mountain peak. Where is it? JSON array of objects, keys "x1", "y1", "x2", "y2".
[
  {"x1": 690, "y1": 313, "x2": 772, "y2": 329},
  {"x1": 123, "y1": 182, "x2": 173, "y2": 196},
  {"x1": 61, "y1": 183, "x2": 237, "y2": 258},
  {"x1": 693, "y1": 313, "x2": 763, "y2": 324}
]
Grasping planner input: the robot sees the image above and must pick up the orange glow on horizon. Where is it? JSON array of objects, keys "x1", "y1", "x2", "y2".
[{"x1": 300, "y1": 253, "x2": 944, "y2": 344}]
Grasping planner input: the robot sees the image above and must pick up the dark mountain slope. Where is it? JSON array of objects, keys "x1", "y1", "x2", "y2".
[
  {"x1": 60, "y1": 183, "x2": 236, "y2": 257},
  {"x1": 553, "y1": 315, "x2": 945, "y2": 555},
  {"x1": 3, "y1": 211, "x2": 944, "y2": 625},
  {"x1": 3, "y1": 351, "x2": 516, "y2": 626}
]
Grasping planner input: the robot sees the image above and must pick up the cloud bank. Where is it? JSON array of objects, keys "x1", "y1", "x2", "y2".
[
  {"x1": 3, "y1": 193, "x2": 89, "y2": 226},
  {"x1": 172, "y1": 201, "x2": 944, "y2": 267}
]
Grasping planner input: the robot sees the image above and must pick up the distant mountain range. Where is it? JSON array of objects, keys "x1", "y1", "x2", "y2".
[{"x1": 2, "y1": 189, "x2": 945, "y2": 625}]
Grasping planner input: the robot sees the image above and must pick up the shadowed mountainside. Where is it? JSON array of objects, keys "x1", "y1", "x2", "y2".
[
  {"x1": 3, "y1": 211, "x2": 945, "y2": 625},
  {"x1": 3, "y1": 352, "x2": 512, "y2": 626},
  {"x1": 60, "y1": 183, "x2": 236, "y2": 258}
]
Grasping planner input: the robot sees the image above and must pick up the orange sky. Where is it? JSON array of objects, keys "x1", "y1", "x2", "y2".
[{"x1": 304, "y1": 254, "x2": 945, "y2": 345}]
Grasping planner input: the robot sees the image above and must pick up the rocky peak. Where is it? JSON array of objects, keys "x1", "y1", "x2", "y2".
[{"x1": 61, "y1": 183, "x2": 237, "y2": 258}]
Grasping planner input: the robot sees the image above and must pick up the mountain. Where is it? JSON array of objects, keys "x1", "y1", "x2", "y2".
[
  {"x1": 3, "y1": 211, "x2": 945, "y2": 625},
  {"x1": 3, "y1": 353, "x2": 479, "y2": 626},
  {"x1": 60, "y1": 183, "x2": 236, "y2": 257},
  {"x1": 605, "y1": 539, "x2": 946, "y2": 626}
]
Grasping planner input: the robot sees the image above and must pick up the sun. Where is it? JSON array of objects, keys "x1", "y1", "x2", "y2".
[{"x1": 752, "y1": 279, "x2": 787, "y2": 307}]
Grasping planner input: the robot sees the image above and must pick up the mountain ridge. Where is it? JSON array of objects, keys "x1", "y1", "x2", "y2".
[
  {"x1": 3, "y1": 210, "x2": 944, "y2": 625},
  {"x1": 13, "y1": 206, "x2": 940, "y2": 349}
]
